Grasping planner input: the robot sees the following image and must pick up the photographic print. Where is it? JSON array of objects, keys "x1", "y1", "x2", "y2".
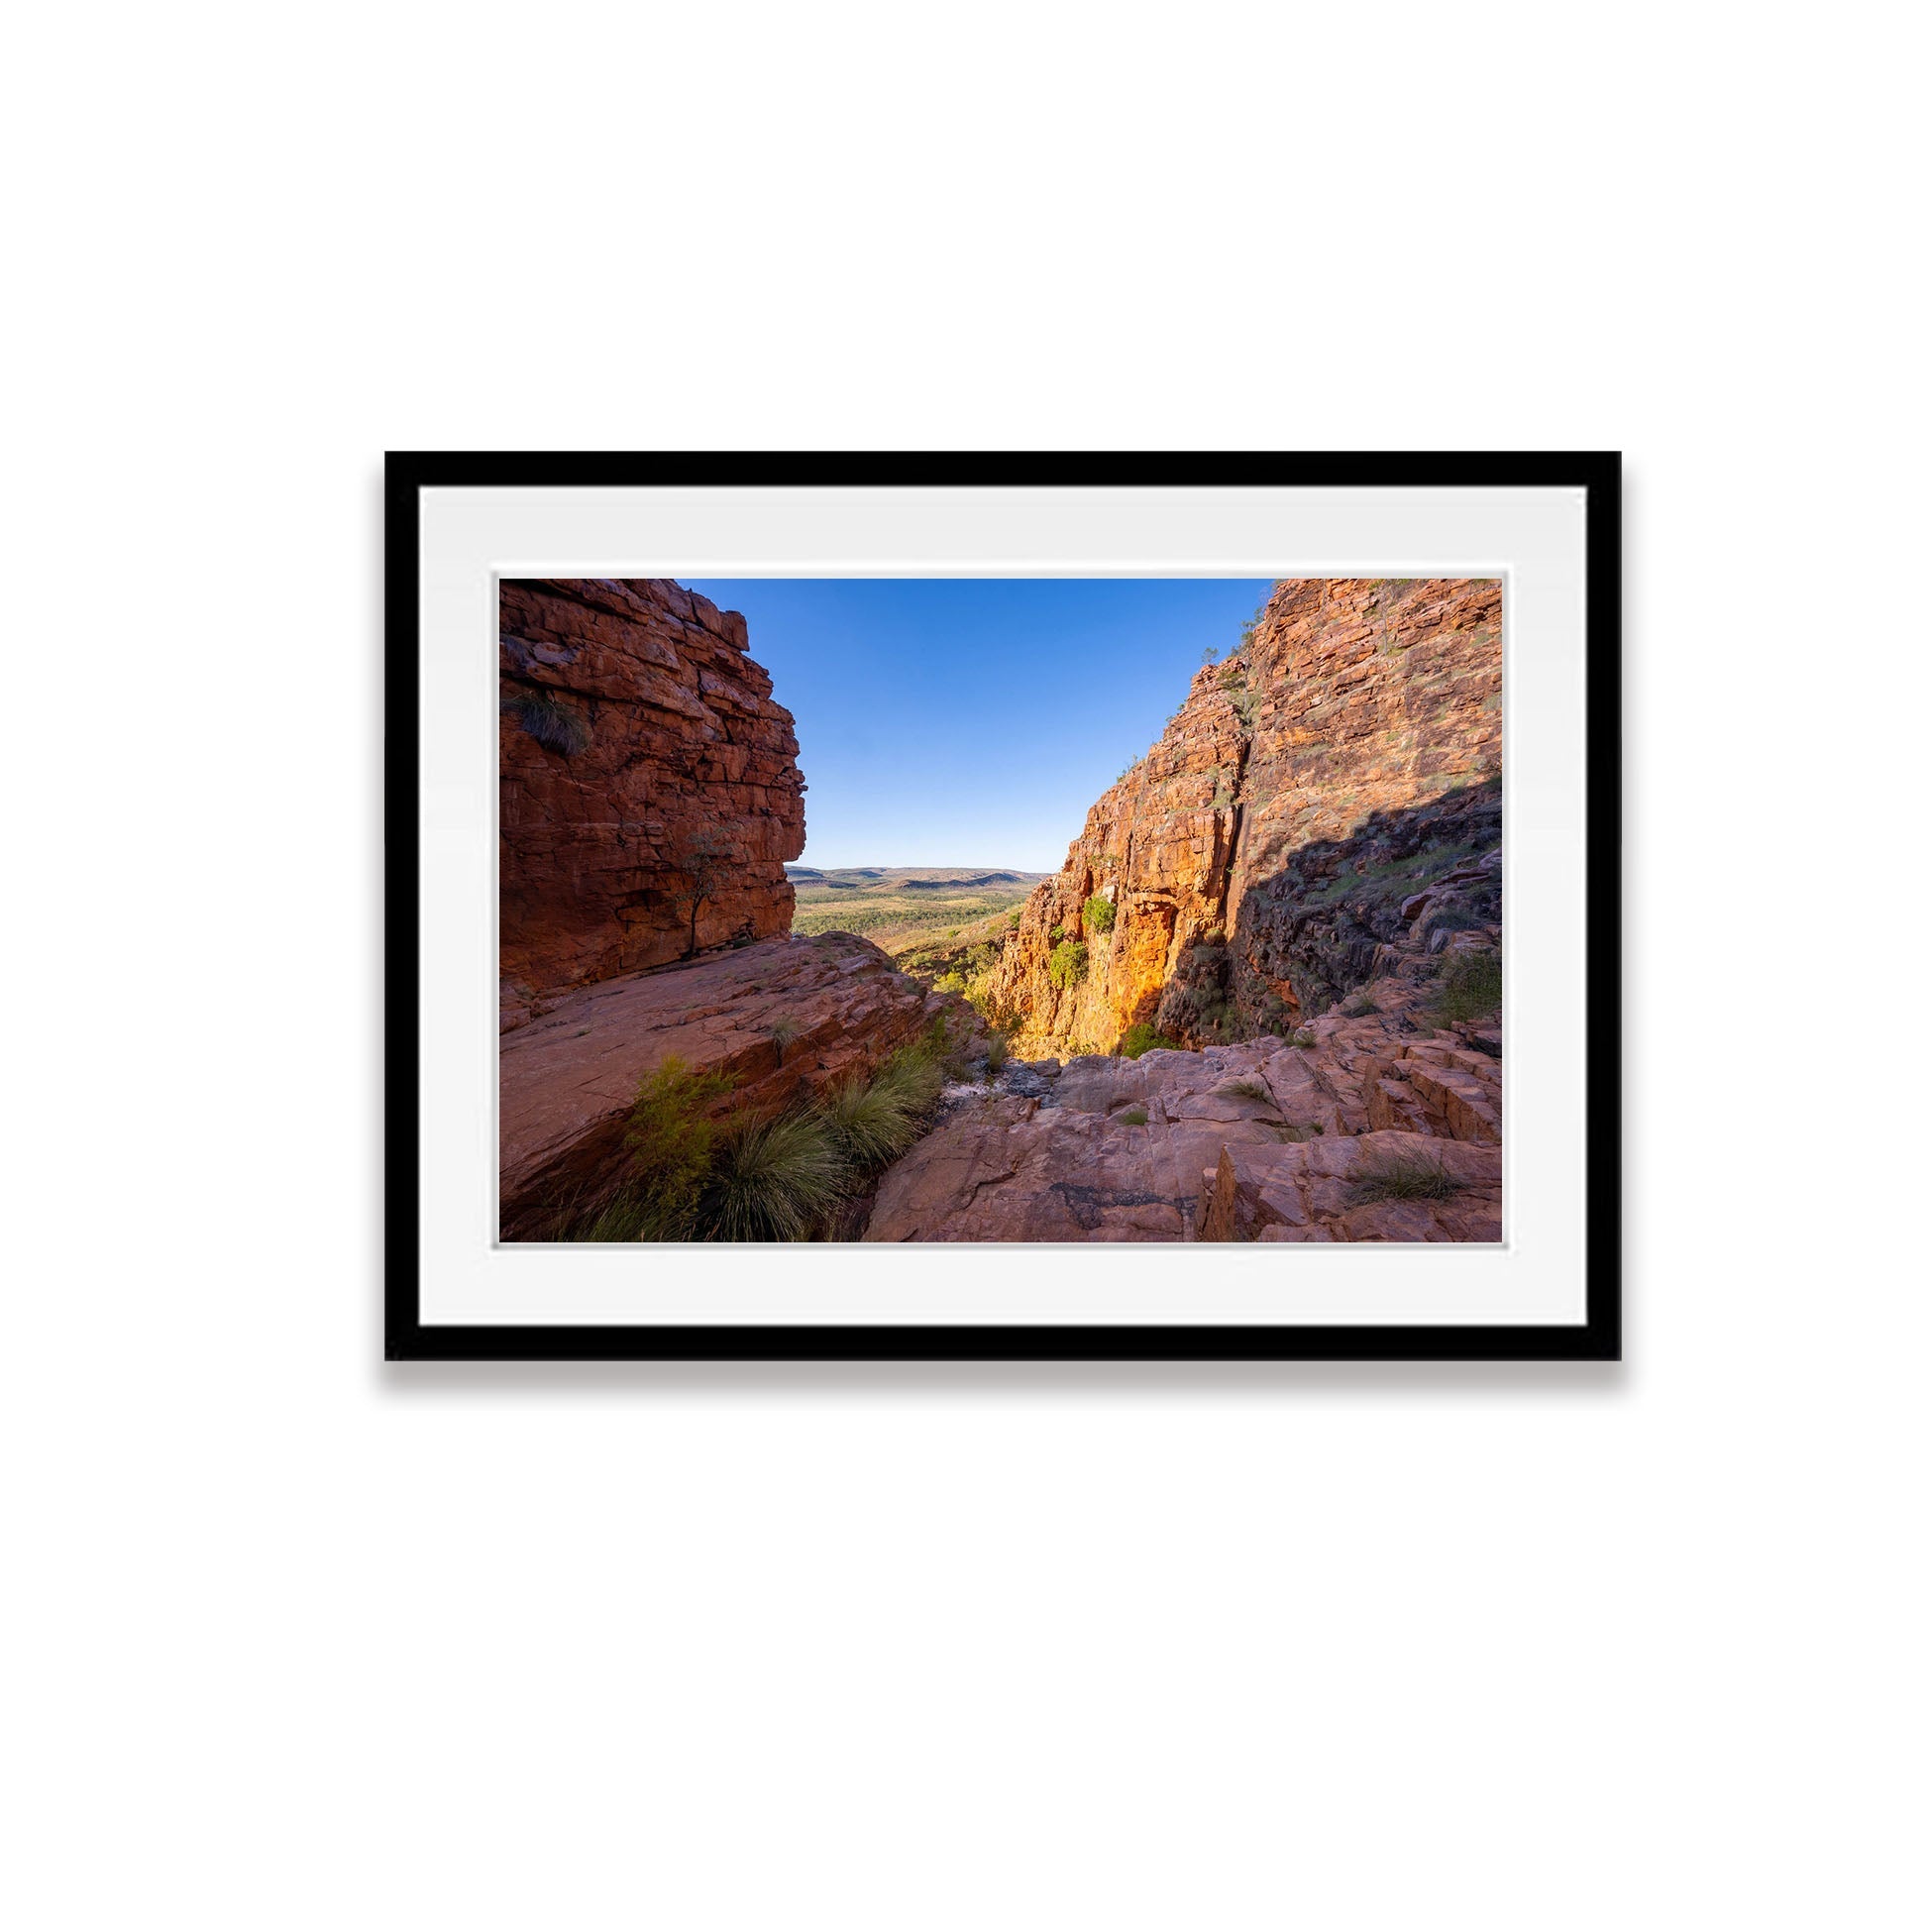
[
  {"x1": 388, "y1": 451, "x2": 1616, "y2": 1359},
  {"x1": 497, "y1": 574, "x2": 1504, "y2": 1246}
]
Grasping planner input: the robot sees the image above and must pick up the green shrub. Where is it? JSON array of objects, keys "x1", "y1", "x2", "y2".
[
  {"x1": 1118, "y1": 1106, "x2": 1148, "y2": 1127},
  {"x1": 1007, "y1": 910, "x2": 1022, "y2": 930},
  {"x1": 1345, "y1": 1154, "x2": 1461, "y2": 1206},
  {"x1": 1048, "y1": 939, "x2": 1089, "y2": 990},
  {"x1": 1082, "y1": 892, "x2": 1116, "y2": 934},
  {"x1": 618, "y1": 1057, "x2": 737, "y2": 1232},
  {"x1": 1289, "y1": 1027, "x2": 1317, "y2": 1049},
  {"x1": 1434, "y1": 948, "x2": 1502, "y2": 1024},
  {"x1": 1049, "y1": 923, "x2": 1065, "y2": 943},
  {"x1": 1118, "y1": 1022, "x2": 1177, "y2": 1059},
  {"x1": 502, "y1": 689, "x2": 590, "y2": 756},
  {"x1": 700, "y1": 1111, "x2": 849, "y2": 1241}
]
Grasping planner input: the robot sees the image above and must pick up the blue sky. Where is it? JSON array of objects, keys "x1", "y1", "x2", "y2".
[{"x1": 685, "y1": 578, "x2": 1275, "y2": 871}]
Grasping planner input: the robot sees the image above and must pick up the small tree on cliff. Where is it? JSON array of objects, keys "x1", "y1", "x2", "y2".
[{"x1": 669, "y1": 828, "x2": 734, "y2": 960}]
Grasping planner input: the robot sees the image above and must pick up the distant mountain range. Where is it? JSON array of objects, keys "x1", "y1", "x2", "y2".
[
  {"x1": 786, "y1": 865, "x2": 1048, "y2": 952},
  {"x1": 787, "y1": 865, "x2": 1048, "y2": 890}
]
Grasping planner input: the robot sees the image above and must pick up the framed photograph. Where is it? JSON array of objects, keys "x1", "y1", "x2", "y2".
[{"x1": 386, "y1": 453, "x2": 1619, "y2": 1360}]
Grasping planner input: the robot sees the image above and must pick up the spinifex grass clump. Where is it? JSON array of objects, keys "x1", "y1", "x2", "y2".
[
  {"x1": 822, "y1": 1041, "x2": 945, "y2": 1168},
  {"x1": 985, "y1": 1032, "x2": 1010, "y2": 1082},
  {"x1": 1345, "y1": 1154, "x2": 1461, "y2": 1206},
  {"x1": 561, "y1": 1030, "x2": 957, "y2": 1243},
  {"x1": 502, "y1": 689, "x2": 591, "y2": 756},
  {"x1": 699, "y1": 1112, "x2": 849, "y2": 1241},
  {"x1": 1118, "y1": 1106, "x2": 1148, "y2": 1127},
  {"x1": 1118, "y1": 1022, "x2": 1178, "y2": 1059},
  {"x1": 1433, "y1": 947, "x2": 1502, "y2": 1025}
]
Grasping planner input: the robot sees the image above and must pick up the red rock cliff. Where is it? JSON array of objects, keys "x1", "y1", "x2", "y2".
[
  {"x1": 499, "y1": 579, "x2": 805, "y2": 998},
  {"x1": 983, "y1": 578, "x2": 1502, "y2": 1052}
]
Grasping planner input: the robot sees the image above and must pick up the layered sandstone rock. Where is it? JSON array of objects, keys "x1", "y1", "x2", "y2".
[
  {"x1": 1199, "y1": 1131, "x2": 1502, "y2": 1244},
  {"x1": 499, "y1": 578, "x2": 805, "y2": 1000},
  {"x1": 865, "y1": 964, "x2": 1501, "y2": 1243},
  {"x1": 981, "y1": 578, "x2": 1501, "y2": 1054},
  {"x1": 500, "y1": 932, "x2": 945, "y2": 1238}
]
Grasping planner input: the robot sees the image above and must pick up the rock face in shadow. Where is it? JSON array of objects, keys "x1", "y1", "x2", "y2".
[
  {"x1": 500, "y1": 932, "x2": 944, "y2": 1239},
  {"x1": 980, "y1": 578, "x2": 1501, "y2": 1053},
  {"x1": 499, "y1": 578, "x2": 805, "y2": 1003}
]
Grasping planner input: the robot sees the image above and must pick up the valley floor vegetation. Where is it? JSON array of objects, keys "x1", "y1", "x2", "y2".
[
  {"x1": 554, "y1": 1017, "x2": 967, "y2": 1242},
  {"x1": 787, "y1": 866, "x2": 1043, "y2": 952}
]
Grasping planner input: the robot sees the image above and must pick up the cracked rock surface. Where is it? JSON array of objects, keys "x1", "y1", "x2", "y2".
[{"x1": 865, "y1": 969, "x2": 1501, "y2": 1243}]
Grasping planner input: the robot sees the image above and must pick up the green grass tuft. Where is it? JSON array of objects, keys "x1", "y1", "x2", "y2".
[
  {"x1": 1224, "y1": 1077, "x2": 1274, "y2": 1104},
  {"x1": 1118, "y1": 1106, "x2": 1148, "y2": 1127},
  {"x1": 1433, "y1": 948, "x2": 1502, "y2": 1024},
  {"x1": 1345, "y1": 1154, "x2": 1461, "y2": 1205},
  {"x1": 820, "y1": 1072, "x2": 922, "y2": 1169},
  {"x1": 699, "y1": 1110, "x2": 851, "y2": 1241},
  {"x1": 554, "y1": 1030, "x2": 957, "y2": 1243},
  {"x1": 502, "y1": 689, "x2": 591, "y2": 757}
]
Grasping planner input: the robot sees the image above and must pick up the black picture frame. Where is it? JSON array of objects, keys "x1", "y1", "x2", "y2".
[{"x1": 385, "y1": 451, "x2": 1620, "y2": 1362}]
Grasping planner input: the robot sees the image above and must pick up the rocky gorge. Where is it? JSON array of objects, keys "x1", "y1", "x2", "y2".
[
  {"x1": 978, "y1": 577, "x2": 1502, "y2": 1054},
  {"x1": 498, "y1": 576, "x2": 1503, "y2": 1243}
]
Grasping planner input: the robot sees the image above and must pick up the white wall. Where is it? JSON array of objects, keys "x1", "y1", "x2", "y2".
[{"x1": 5, "y1": 4, "x2": 1922, "y2": 1927}]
